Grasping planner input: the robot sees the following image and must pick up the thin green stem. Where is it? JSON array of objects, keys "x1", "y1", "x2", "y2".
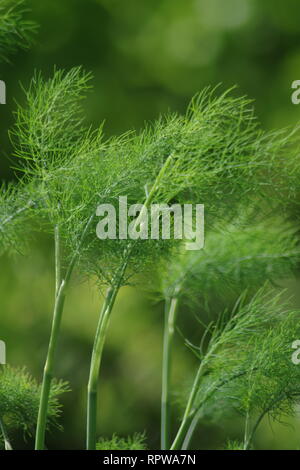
[
  {"x1": 243, "y1": 410, "x2": 251, "y2": 450},
  {"x1": 243, "y1": 392, "x2": 290, "y2": 450},
  {"x1": 0, "y1": 417, "x2": 12, "y2": 450},
  {"x1": 181, "y1": 369, "x2": 249, "y2": 450},
  {"x1": 35, "y1": 216, "x2": 94, "y2": 450},
  {"x1": 161, "y1": 291, "x2": 179, "y2": 450},
  {"x1": 170, "y1": 362, "x2": 205, "y2": 450},
  {"x1": 86, "y1": 154, "x2": 175, "y2": 450},
  {"x1": 54, "y1": 224, "x2": 61, "y2": 294},
  {"x1": 86, "y1": 261, "x2": 127, "y2": 450},
  {"x1": 170, "y1": 337, "x2": 219, "y2": 451},
  {"x1": 86, "y1": 287, "x2": 116, "y2": 450},
  {"x1": 0, "y1": 199, "x2": 35, "y2": 230},
  {"x1": 181, "y1": 408, "x2": 201, "y2": 450},
  {"x1": 35, "y1": 277, "x2": 66, "y2": 450},
  {"x1": 171, "y1": 307, "x2": 246, "y2": 451},
  {"x1": 143, "y1": 153, "x2": 174, "y2": 209},
  {"x1": 244, "y1": 412, "x2": 267, "y2": 450}
]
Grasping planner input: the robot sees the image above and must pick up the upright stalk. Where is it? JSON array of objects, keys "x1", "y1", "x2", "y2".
[
  {"x1": 170, "y1": 340, "x2": 218, "y2": 450},
  {"x1": 86, "y1": 262, "x2": 127, "y2": 450},
  {"x1": 243, "y1": 410, "x2": 251, "y2": 450},
  {"x1": 170, "y1": 361, "x2": 205, "y2": 450},
  {"x1": 35, "y1": 225, "x2": 65, "y2": 450},
  {"x1": 161, "y1": 290, "x2": 179, "y2": 449},
  {"x1": 35, "y1": 216, "x2": 94, "y2": 450},
  {"x1": 0, "y1": 417, "x2": 12, "y2": 450},
  {"x1": 181, "y1": 409, "x2": 201, "y2": 450},
  {"x1": 243, "y1": 392, "x2": 288, "y2": 450},
  {"x1": 181, "y1": 370, "x2": 248, "y2": 450},
  {"x1": 86, "y1": 153, "x2": 175, "y2": 450}
]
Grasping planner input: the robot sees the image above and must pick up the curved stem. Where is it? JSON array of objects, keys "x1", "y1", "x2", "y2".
[
  {"x1": 243, "y1": 392, "x2": 288, "y2": 450},
  {"x1": 35, "y1": 278, "x2": 66, "y2": 450},
  {"x1": 181, "y1": 408, "x2": 201, "y2": 450},
  {"x1": 181, "y1": 369, "x2": 249, "y2": 450},
  {"x1": 86, "y1": 260, "x2": 128, "y2": 450},
  {"x1": 161, "y1": 291, "x2": 179, "y2": 450},
  {"x1": 244, "y1": 408, "x2": 267, "y2": 450},
  {"x1": 0, "y1": 199, "x2": 35, "y2": 230},
  {"x1": 35, "y1": 216, "x2": 94, "y2": 450},
  {"x1": 86, "y1": 287, "x2": 117, "y2": 450},
  {"x1": 86, "y1": 153, "x2": 175, "y2": 450},
  {"x1": 170, "y1": 361, "x2": 205, "y2": 450},
  {"x1": 170, "y1": 336, "x2": 220, "y2": 451}
]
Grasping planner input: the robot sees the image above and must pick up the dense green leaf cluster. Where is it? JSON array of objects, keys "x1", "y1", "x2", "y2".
[
  {"x1": 0, "y1": 366, "x2": 69, "y2": 447},
  {"x1": 5, "y1": 71, "x2": 300, "y2": 285}
]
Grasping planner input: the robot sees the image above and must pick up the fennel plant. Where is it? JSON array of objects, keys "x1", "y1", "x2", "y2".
[{"x1": 1, "y1": 58, "x2": 300, "y2": 450}]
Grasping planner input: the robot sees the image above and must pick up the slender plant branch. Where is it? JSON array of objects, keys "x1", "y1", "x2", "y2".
[
  {"x1": 170, "y1": 360, "x2": 206, "y2": 450},
  {"x1": 0, "y1": 417, "x2": 12, "y2": 450},
  {"x1": 243, "y1": 410, "x2": 251, "y2": 450},
  {"x1": 170, "y1": 333, "x2": 222, "y2": 451},
  {"x1": 35, "y1": 223, "x2": 65, "y2": 450},
  {"x1": 160, "y1": 254, "x2": 218, "y2": 450},
  {"x1": 181, "y1": 408, "x2": 202, "y2": 450},
  {"x1": 54, "y1": 224, "x2": 61, "y2": 294},
  {"x1": 0, "y1": 199, "x2": 35, "y2": 231},
  {"x1": 242, "y1": 391, "x2": 297, "y2": 450},
  {"x1": 86, "y1": 152, "x2": 176, "y2": 450},
  {"x1": 35, "y1": 215, "x2": 94, "y2": 450},
  {"x1": 86, "y1": 260, "x2": 128, "y2": 450},
  {"x1": 181, "y1": 369, "x2": 249, "y2": 450},
  {"x1": 161, "y1": 288, "x2": 180, "y2": 449}
]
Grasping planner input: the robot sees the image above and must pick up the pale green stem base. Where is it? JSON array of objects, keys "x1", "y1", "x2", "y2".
[
  {"x1": 86, "y1": 155, "x2": 175, "y2": 450},
  {"x1": 86, "y1": 261, "x2": 128, "y2": 450},
  {"x1": 35, "y1": 217, "x2": 94, "y2": 450},
  {"x1": 161, "y1": 293, "x2": 179, "y2": 450},
  {"x1": 171, "y1": 360, "x2": 207, "y2": 450},
  {"x1": 0, "y1": 417, "x2": 12, "y2": 450},
  {"x1": 35, "y1": 280, "x2": 66, "y2": 450},
  {"x1": 86, "y1": 286, "x2": 117, "y2": 450}
]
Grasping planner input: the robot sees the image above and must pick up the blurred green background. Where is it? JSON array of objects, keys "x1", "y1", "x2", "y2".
[{"x1": 1, "y1": 0, "x2": 300, "y2": 449}]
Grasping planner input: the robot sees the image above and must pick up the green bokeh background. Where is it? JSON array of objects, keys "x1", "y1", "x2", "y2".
[{"x1": 1, "y1": 0, "x2": 300, "y2": 449}]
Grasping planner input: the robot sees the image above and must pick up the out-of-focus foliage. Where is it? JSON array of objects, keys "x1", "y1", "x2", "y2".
[
  {"x1": 157, "y1": 217, "x2": 300, "y2": 307},
  {"x1": 0, "y1": 0, "x2": 36, "y2": 63}
]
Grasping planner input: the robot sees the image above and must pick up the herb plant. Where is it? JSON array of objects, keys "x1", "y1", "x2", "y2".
[{"x1": 1, "y1": 4, "x2": 300, "y2": 449}]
